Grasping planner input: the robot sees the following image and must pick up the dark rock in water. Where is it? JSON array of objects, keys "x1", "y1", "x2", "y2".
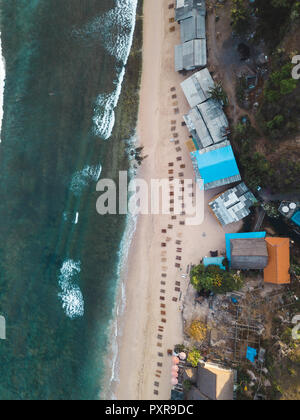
[{"x1": 238, "y1": 43, "x2": 251, "y2": 61}]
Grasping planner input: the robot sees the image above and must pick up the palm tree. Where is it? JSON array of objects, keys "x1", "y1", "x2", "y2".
[{"x1": 208, "y1": 83, "x2": 229, "y2": 106}]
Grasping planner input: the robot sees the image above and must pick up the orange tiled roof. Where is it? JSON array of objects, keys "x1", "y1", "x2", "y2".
[{"x1": 264, "y1": 238, "x2": 290, "y2": 285}]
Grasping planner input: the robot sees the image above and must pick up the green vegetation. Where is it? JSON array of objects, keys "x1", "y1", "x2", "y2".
[
  {"x1": 257, "y1": 62, "x2": 300, "y2": 140},
  {"x1": 254, "y1": 0, "x2": 300, "y2": 48},
  {"x1": 208, "y1": 82, "x2": 228, "y2": 106},
  {"x1": 187, "y1": 349, "x2": 202, "y2": 368},
  {"x1": 231, "y1": 1, "x2": 300, "y2": 194},
  {"x1": 231, "y1": 0, "x2": 251, "y2": 34},
  {"x1": 233, "y1": 118, "x2": 300, "y2": 193},
  {"x1": 190, "y1": 264, "x2": 243, "y2": 295}
]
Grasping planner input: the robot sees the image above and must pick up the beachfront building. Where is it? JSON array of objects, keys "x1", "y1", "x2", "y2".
[
  {"x1": 175, "y1": 0, "x2": 206, "y2": 22},
  {"x1": 230, "y1": 238, "x2": 269, "y2": 270},
  {"x1": 181, "y1": 68, "x2": 214, "y2": 108},
  {"x1": 175, "y1": 40, "x2": 207, "y2": 72},
  {"x1": 225, "y1": 232, "x2": 267, "y2": 265},
  {"x1": 184, "y1": 99, "x2": 229, "y2": 149},
  {"x1": 264, "y1": 238, "x2": 291, "y2": 285},
  {"x1": 188, "y1": 363, "x2": 234, "y2": 401},
  {"x1": 190, "y1": 141, "x2": 241, "y2": 190},
  {"x1": 175, "y1": 0, "x2": 207, "y2": 72},
  {"x1": 209, "y1": 183, "x2": 257, "y2": 226}
]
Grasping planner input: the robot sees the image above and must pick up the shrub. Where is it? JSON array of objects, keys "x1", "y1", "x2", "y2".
[
  {"x1": 187, "y1": 321, "x2": 207, "y2": 343},
  {"x1": 187, "y1": 349, "x2": 202, "y2": 368},
  {"x1": 190, "y1": 264, "x2": 244, "y2": 294}
]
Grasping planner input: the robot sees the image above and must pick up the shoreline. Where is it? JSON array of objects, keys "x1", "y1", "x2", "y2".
[
  {"x1": 115, "y1": 0, "x2": 243, "y2": 400},
  {"x1": 98, "y1": 1, "x2": 144, "y2": 399}
]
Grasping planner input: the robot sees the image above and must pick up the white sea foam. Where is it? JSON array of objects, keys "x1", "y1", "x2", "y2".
[
  {"x1": 70, "y1": 164, "x2": 102, "y2": 196},
  {"x1": 0, "y1": 32, "x2": 6, "y2": 143},
  {"x1": 93, "y1": 67, "x2": 125, "y2": 140},
  {"x1": 74, "y1": 0, "x2": 137, "y2": 65},
  {"x1": 100, "y1": 0, "x2": 138, "y2": 64},
  {"x1": 100, "y1": 134, "x2": 139, "y2": 399},
  {"x1": 87, "y1": 0, "x2": 137, "y2": 140},
  {"x1": 58, "y1": 259, "x2": 84, "y2": 319}
]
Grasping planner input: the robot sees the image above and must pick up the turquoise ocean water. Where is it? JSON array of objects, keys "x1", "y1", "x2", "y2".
[{"x1": 0, "y1": 0, "x2": 139, "y2": 400}]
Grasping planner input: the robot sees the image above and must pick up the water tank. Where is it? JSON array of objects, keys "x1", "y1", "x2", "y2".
[
  {"x1": 282, "y1": 206, "x2": 289, "y2": 214},
  {"x1": 289, "y1": 203, "x2": 297, "y2": 210}
]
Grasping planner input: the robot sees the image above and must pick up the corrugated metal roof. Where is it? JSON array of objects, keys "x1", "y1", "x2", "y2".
[
  {"x1": 181, "y1": 16, "x2": 195, "y2": 43},
  {"x1": 183, "y1": 99, "x2": 228, "y2": 148},
  {"x1": 181, "y1": 68, "x2": 214, "y2": 108},
  {"x1": 194, "y1": 39, "x2": 207, "y2": 68},
  {"x1": 191, "y1": 141, "x2": 241, "y2": 191},
  {"x1": 196, "y1": 15, "x2": 206, "y2": 39},
  {"x1": 183, "y1": 108, "x2": 213, "y2": 149},
  {"x1": 176, "y1": 0, "x2": 206, "y2": 21},
  {"x1": 209, "y1": 183, "x2": 257, "y2": 226},
  {"x1": 197, "y1": 99, "x2": 229, "y2": 144},
  {"x1": 180, "y1": 14, "x2": 206, "y2": 43},
  {"x1": 175, "y1": 44, "x2": 184, "y2": 72},
  {"x1": 174, "y1": 39, "x2": 207, "y2": 72}
]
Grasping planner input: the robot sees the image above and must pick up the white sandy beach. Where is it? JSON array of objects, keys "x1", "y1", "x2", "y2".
[{"x1": 116, "y1": 0, "x2": 242, "y2": 400}]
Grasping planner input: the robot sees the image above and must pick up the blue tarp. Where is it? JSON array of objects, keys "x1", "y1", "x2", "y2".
[
  {"x1": 191, "y1": 145, "x2": 240, "y2": 185},
  {"x1": 292, "y1": 211, "x2": 300, "y2": 227},
  {"x1": 203, "y1": 257, "x2": 226, "y2": 270},
  {"x1": 246, "y1": 347, "x2": 257, "y2": 363},
  {"x1": 225, "y1": 232, "x2": 266, "y2": 262}
]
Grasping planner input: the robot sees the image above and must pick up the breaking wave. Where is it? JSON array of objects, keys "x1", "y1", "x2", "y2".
[
  {"x1": 93, "y1": 67, "x2": 125, "y2": 140},
  {"x1": 58, "y1": 259, "x2": 84, "y2": 319},
  {"x1": 73, "y1": 0, "x2": 137, "y2": 140}
]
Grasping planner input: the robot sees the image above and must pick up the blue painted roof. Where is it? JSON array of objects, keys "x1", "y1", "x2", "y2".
[
  {"x1": 292, "y1": 211, "x2": 300, "y2": 227},
  {"x1": 191, "y1": 145, "x2": 240, "y2": 185},
  {"x1": 225, "y1": 232, "x2": 266, "y2": 262},
  {"x1": 246, "y1": 347, "x2": 257, "y2": 363},
  {"x1": 203, "y1": 257, "x2": 226, "y2": 270}
]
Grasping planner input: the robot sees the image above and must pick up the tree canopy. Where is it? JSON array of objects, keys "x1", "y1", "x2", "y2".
[{"x1": 190, "y1": 264, "x2": 243, "y2": 295}]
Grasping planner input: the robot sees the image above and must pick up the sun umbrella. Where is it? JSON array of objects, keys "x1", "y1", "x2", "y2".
[
  {"x1": 171, "y1": 371, "x2": 179, "y2": 378},
  {"x1": 171, "y1": 378, "x2": 178, "y2": 386},
  {"x1": 172, "y1": 365, "x2": 179, "y2": 372},
  {"x1": 172, "y1": 356, "x2": 180, "y2": 365},
  {"x1": 179, "y1": 352, "x2": 187, "y2": 360}
]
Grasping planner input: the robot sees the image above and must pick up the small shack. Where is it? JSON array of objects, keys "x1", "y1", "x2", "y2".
[
  {"x1": 209, "y1": 183, "x2": 257, "y2": 226},
  {"x1": 225, "y1": 232, "x2": 266, "y2": 263},
  {"x1": 190, "y1": 141, "x2": 241, "y2": 190},
  {"x1": 184, "y1": 99, "x2": 229, "y2": 148},
  {"x1": 175, "y1": 0, "x2": 207, "y2": 72},
  {"x1": 175, "y1": 39, "x2": 207, "y2": 72},
  {"x1": 181, "y1": 68, "x2": 214, "y2": 108},
  {"x1": 196, "y1": 363, "x2": 234, "y2": 400},
  {"x1": 230, "y1": 238, "x2": 268, "y2": 270}
]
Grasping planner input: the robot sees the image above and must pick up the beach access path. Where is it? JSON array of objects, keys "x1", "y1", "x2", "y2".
[{"x1": 116, "y1": 0, "x2": 242, "y2": 400}]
